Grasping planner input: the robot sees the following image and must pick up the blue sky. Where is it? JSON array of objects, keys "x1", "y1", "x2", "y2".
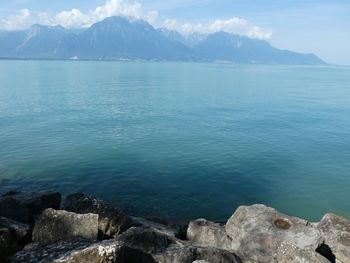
[{"x1": 0, "y1": 0, "x2": 349, "y2": 65}]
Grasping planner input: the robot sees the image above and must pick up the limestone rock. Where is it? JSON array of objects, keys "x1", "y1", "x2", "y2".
[
  {"x1": 0, "y1": 191, "x2": 61, "y2": 224},
  {"x1": 13, "y1": 239, "x2": 159, "y2": 263},
  {"x1": 0, "y1": 216, "x2": 31, "y2": 245},
  {"x1": 317, "y1": 213, "x2": 350, "y2": 263},
  {"x1": 0, "y1": 196, "x2": 31, "y2": 224},
  {"x1": 187, "y1": 218, "x2": 233, "y2": 251},
  {"x1": 117, "y1": 227, "x2": 173, "y2": 254},
  {"x1": 155, "y1": 243, "x2": 242, "y2": 263},
  {"x1": 274, "y1": 242, "x2": 329, "y2": 262},
  {"x1": 64, "y1": 193, "x2": 132, "y2": 238},
  {"x1": 32, "y1": 208, "x2": 99, "y2": 243},
  {"x1": 225, "y1": 204, "x2": 321, "y2": 262},
  {"x1": 132, "y1": 216, "x2": 188, "y2": 239},
  {"x1": 0, "y1": 228, "x2": 21, "y2": 263}
]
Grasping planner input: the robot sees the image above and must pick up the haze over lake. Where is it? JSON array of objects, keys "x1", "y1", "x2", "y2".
[{"x1": 0, "y1": 60, "x2": 349, "y2": 221}]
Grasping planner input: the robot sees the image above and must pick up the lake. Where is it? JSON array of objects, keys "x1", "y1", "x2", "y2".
[{"x1": 0, "y1": 60, "x2": 349, "y2": 221}]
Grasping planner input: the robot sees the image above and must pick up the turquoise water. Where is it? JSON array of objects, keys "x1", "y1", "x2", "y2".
[{"x1": 0, "y1": 60, "x2": 349, "y2": 221}]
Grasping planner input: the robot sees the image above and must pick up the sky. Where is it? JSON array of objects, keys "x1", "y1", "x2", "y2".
[{"x1": 0, "y1": 0, "x2": 349, "y2": 65}]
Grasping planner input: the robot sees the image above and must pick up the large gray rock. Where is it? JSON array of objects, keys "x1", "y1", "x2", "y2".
[
  {"x1": 132, "y1": 216, "x2": 188, "y2": 239},
  {"x1": 187, "y1": 219, "x2": 233, "y2": 251},
  {"x1": 155, "y1": 244, "x2": 242, "y2": 263},
  {"x1": 0, "y1": 216, "x2": 31, "y2": 245},
  {"x1": 0, "y1": 196, "x2": 31, "y2": 224},
  {"x1": 317, "y1": 213, "x2": 350, "y2": 263},
  {"x1": 0, "y1": 217, "x2": 31, "y2": 262},
  {"x1": 225, "y1": 204, "x2": 322, "y2": 262},
  {"x1": 13, "y1": 239, "x2": 157, "y2": 263},
  {"x1": 32, "y1": 208, "x2": 99, "y2": 243},
  {"x1": 274, "y1": 242, "x2": 329, "y2": 263},
  {"x1": 117, "y1": 227, "x2": 173, "y2": 254},
  {"x1": 0, "y1": 191, "x2": 61, "y2": 224},
  {"x1": 118, "y1": 227, "x2": 242, "y2": 263},
  {"x1": 64, "y1": 193, "x2": 132, "y2": 238},
  {"x1": 0, "y1": 228, "x2": 21, "y2": 263}
]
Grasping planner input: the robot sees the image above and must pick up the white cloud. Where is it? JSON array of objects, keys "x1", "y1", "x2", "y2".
[
  {"x1": 0, "y1": 0, "x2": 271, "y2": 40},
  {"x1": 166, "y1": 18, "x2": 272, "y2": 40}
]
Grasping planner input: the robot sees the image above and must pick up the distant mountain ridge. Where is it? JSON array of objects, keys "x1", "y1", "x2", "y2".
[{"x1": 0, "y1": 16, "x2": 325, "y2": 64}]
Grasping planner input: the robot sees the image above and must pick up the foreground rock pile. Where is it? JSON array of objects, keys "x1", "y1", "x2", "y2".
[{"x1": 0, "y1": 191, "x2": 349, "y2": 263}]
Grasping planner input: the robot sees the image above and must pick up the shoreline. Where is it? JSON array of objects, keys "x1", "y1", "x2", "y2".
[{"x1": 0, "y1": 190, "x2": 349, "y2": 262}]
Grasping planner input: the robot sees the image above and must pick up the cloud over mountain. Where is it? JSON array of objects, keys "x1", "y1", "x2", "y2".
[{"x1": 0, "y1": 0, "x2": 271, "y2": 40}]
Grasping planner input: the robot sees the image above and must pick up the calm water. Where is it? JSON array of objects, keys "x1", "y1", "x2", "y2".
[{"x1": 0, "y1": 60, "x2": 349, "y2": 221}]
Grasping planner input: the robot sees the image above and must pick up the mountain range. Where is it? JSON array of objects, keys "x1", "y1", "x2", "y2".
[{"x1": 0, "y1": 16, "x2": 325, "y2": 64}]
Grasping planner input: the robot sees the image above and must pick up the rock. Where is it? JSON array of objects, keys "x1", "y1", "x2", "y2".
[
  {"x1": 64, "y1": 193, "x2": 132, "y2": 238},
  {"x1": 117, "y1": 227, "x2": 173, "y2": 254},
  {"x1": 0, "y1": 228, "x2": 21, "y2": 263},
  {"x1": 117, "y1": 227, "x2": 242, "y2": 263},
  {"x1": 274, "y1": 242, "x2": 329, "y2": 263},
  {"x1": 0, "y1": 216, "x2": 31, "y2": 245},
  {"x1": 225, "y1": 204, "x2": 321, "y2": 262},
  {"x1": 317, "y1": 213, "x2": 350, "y2": 262},
  {"x1": 192, "y1": 261, "x2": 210, "y2": 263},
  {"x1": 132, "y1": 216, "x2": 188, "y2": 239},
  {"x1": 13, "y1": 238, "x2": 158, "y2": 263},
  {"x1": 32, "y1": 208, "x2": 99, "y2": 243},
  {"x1": 0, "y1": 196, "x2": 31, "y2": 224},
  {"x1": 0, "y1": 191, "x2": 61, "y2": 224},
  {"x1": 155, "y1": 244, "x2": 242, "y2": 263},
  {"x1": 187, "y1": 218, "x2": 233, "y2": 251}
]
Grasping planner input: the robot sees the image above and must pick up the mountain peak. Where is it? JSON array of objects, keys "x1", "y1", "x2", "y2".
[{"x1": 0, "y1": 15, "x2": 325, "y2": 64}]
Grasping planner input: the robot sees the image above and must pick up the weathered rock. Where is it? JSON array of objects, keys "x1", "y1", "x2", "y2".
[
  {"x1": 132, "y1": 216, "x2": 187, "y2": 239},
  {"x1": 274, "y1": 242, "x2": 329, "y2": 263},
  {"x1": 155, "y1": 244, "x2": 242, "y2": 263},
  {"x1": 0, "y1": 191, "x2": 61, "y2": 224},
  {"x1": 187, "y1": 218, "x2": 233, "y2": 251},
  {"x1": 0, "y1": 216, "x2": 31, "y2": 245},
  {"x1": 32, "y1": 208, "x2": 99, "y2": 243},
  {"x1": 117, "y1": 227, "x2": 173, "y2": 254},
  {"x1": 0, "y1": 196, "x2": 31, "y2": 224},
  {"x1": 225, "y1": 204, "x2": 321, "y2": 262},
  {"x1": 64, "y1": 193, "x2": 132, "y2": 238},
  {"x1": 117, "y1": 227, "x2": 242, "y2": 263},
  {"x1": 0, "y1": 228, "x2": 21, "y2": 263},
  {"x1": 317, "y1": 213, "x2": 350, "y2": 263},
  {"x1": 13, "y1": 239, "x2": 158, "y2": 263}
]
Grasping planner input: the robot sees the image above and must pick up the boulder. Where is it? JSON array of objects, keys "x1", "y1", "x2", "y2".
[
  {"x1": 117, "y1": 227, "x2": 242, "y2": 263},
  {"x1": 0, "y1": 216, "x2": 31, "y2": 245},
  {"x1": 0, "y1": 196, "x2": 31, "y2": 224},
  {"x1": 274, "y1": 242, "x2": 329, "y2": 263},
  {"x1": 32, "y1": 208, "x2": 99, "y2": 243},
  {"x1": 0, "y1": 228, "x2": 21, "y2": 263},
  {"x1": 132, "y1": 216, "x2": 187, "y2": 239},
  {"x1": 117, "y1": 227, "x2": 173, "y2": 254},
  {"x1": 187, "y1": 218, "x2": 233, "y2": 251},
  {"x1": 0, "y1": 191, "x2": 61, "y2": 224},
  {"x1": 317, "y1": 213, "x2": 350, "y2": 262},
  {"x1": 225, "y1": 204, "x2": 321, "y2": 262},
  {"x1": 64, "y1": 193, "x2": 132, "y2": 238},
  {"x1": 13, "y1": 239, "x2": 157, "y2": 263},
  {"x1": 155, "y1": 244, "x2": 242, "y2": 263}
]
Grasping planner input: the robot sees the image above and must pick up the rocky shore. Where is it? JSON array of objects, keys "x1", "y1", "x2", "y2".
[{"x1": 0, "y1": 191, "x2": 349, "y2": 263}]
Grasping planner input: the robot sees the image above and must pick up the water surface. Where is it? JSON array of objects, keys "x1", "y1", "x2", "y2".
[{"x1": 0, "y1": 60, "x2": 349, "y2": 221}]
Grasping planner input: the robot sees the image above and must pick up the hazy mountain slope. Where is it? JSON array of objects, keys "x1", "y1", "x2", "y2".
[
  {"x1": 194, "y1": 32, "x2": 324, "y2": 64},
  {"x1": 0, "y1": 16, "x2": 325, "y2": 64}
]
